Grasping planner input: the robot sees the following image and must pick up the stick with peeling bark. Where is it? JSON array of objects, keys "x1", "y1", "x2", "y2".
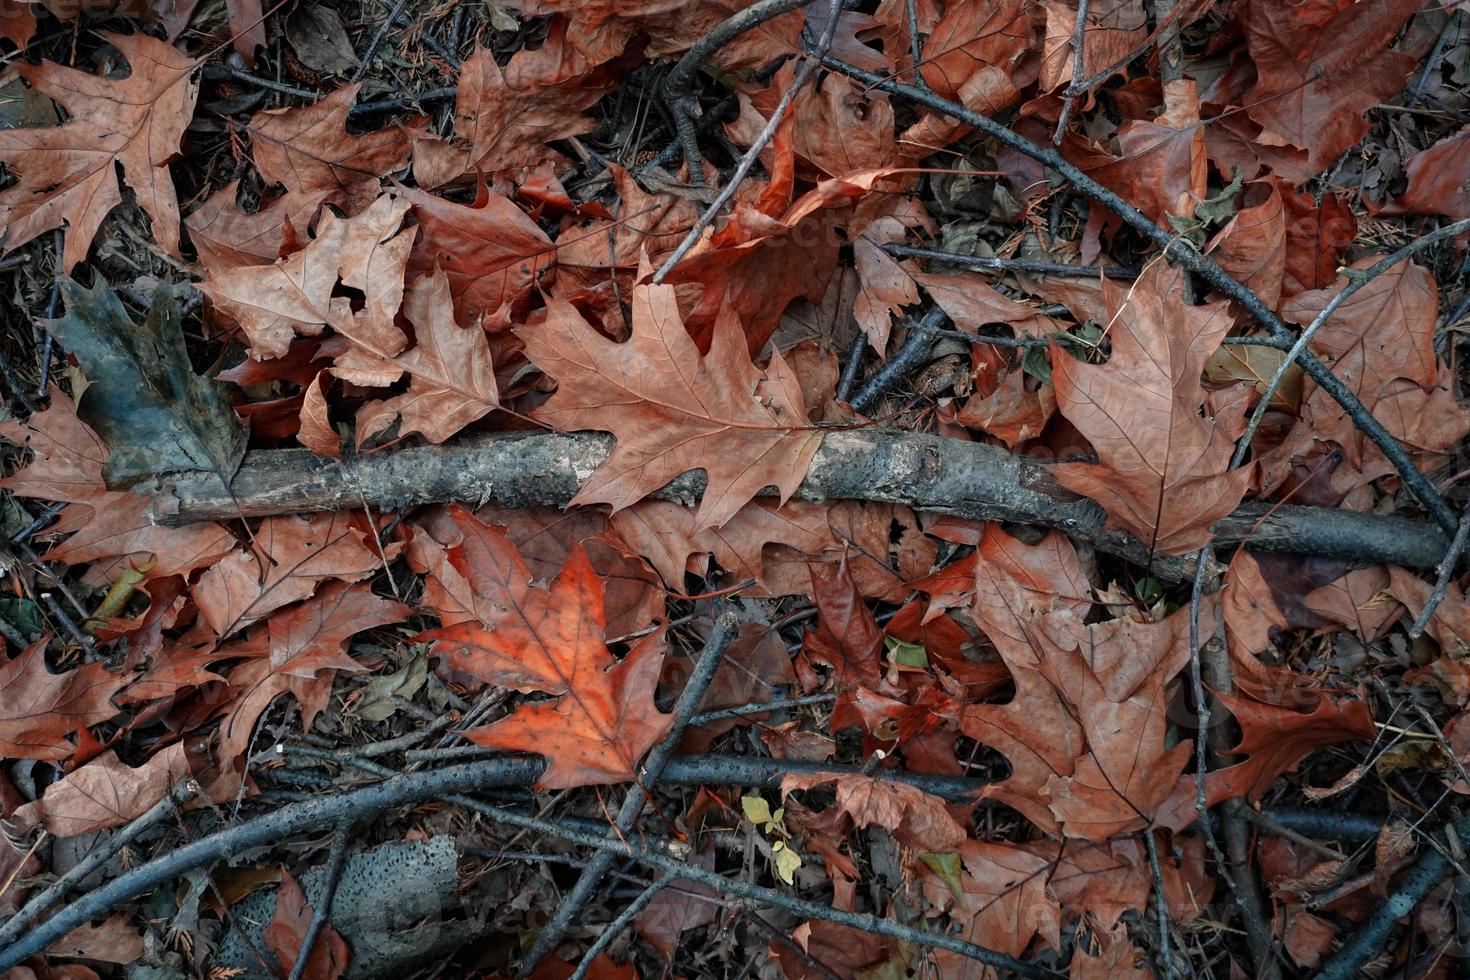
[{"x1": 149, "y1": 428, "x2": 1451, "y2": 579}]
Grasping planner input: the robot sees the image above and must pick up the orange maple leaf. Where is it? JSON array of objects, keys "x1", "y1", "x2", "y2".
[{"x1": 417, "y1": 506, "x2": 672, "y2": 788}]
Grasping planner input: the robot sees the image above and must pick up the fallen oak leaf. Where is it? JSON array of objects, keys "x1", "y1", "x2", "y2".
[
  {"x1": 1050, "y1": 262, "x2": 1252, "y2": 557},
  {"x1": 0, "y1": 33, "x2": 199, "y2": 270},
  {"x1": 353, "y1": 267, "x2": 500, "y2": 447},
  {"x1": 191, "y1": 513, "x2": 383, "y2": 637},
  {"x1": 11, "y1": 741, "x2": 204, "y2": 837},
  {"x1": 0, "y1": 636, "x2": 125, "y2": 761},
  {"x1": 521, "y1": 263, "x2": 821, "y2": 531},
  {"x1": 197, "y1": 193, "x2": 414, "y2": 367}
]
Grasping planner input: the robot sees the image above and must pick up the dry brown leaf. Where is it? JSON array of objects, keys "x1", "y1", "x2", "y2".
[
  {"x1": 354, "y1": 268, "x2": 500, "y2": 446},
  {"x1": 1050, "y1": 263, "x2": 1252, "y2": 556},
  {"x1": 191, "y1": 513, "x2": 382, "y2": 637},
  {"x1": 0, "y1": 637, "x2": 124, "y2": 761},
  {"x1": 0, "y1": 33, "x2": 198, "y2": 270},
  {"x1": 521, "y1": 269, "x2": 821, "y2": 531}
]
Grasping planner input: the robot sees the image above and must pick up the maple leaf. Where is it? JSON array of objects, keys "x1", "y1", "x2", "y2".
[
  {"x1": 0, "y1": 636, "x2": 124, "y2": 760},
  {"x1": 0, "y1": 33, "x2": 198, "y2": 270},
  {"x1": 354, "y1": 268, "x2": 501, "y2": 446},
  {"x1": 520, "y1": 270, "x2": 822, "y2": 531},
  {"x1": 1049, "y1": 263, "x2": 1252, "y2": 556},
  {"x1": 262, "y1": 870, "x2": 351, "y2": 980},
  {"x1": 197, "y1": 193, "x2": 414, "y2": 366},
  {"x1": 416, "y1": 506, "x2": 672, "y2": 788},
  {"x1": 400, "y1": 183, "x2": 554, "y2": 325},
  {"x1": 0, "y1": 389, "x2": 235, "y2": 582},
  {"x1": 188, "y1": 85, "x2": 415, "y2": 273},
  {"x1": 191, "y1": 513, "x2": 383, "y2": 637}
]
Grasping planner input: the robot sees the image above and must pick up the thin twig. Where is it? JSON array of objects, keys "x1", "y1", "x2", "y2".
[
  {"x1": 1052, "y1": 0, "x2": 1089, "y2": 145},
  {"x1": 287, "y1": 817, "x2": 353, "y2": 980},
  {"x1": 569, "y1": 869, "x2": 675, "y2": 980},
  {"x1": 1236, "y1": 807, "x2": 1346, "y2": 861},
  {"x1": 1231, "y1": 217, "x2": 1470, "y2": 473},
  {"x1": 1142, "y1": 830, "x2": 1174, "y2": 978},
  {"x1": 1317, "y1": 809, "x2": 1470, "y2": 979},
  {"x1": 1410, "y1": 509, "x2": 1470, "y2": 638},
  {"x1": 689, "y1": 693, "x2": 836, "y2": 726},
  {"x1": 1410, "y1": 10, "x2": 1464, "y2": 105},
  {"x1": 662, "y1": 0, "x2": 821, "y2": 185},
  {"x1": 849, "y1": 306, "x2": 949, "y2": 412},
  {"x1": 653, "y1": 0, "x2": 843, "y2": 281},
  {"x1": 516, "y1": 612, "x2": 741, "y2": 976},
  {"x1": 883, "y1": 242, "x2": 1138, "y2": 279},
  {"x1": 0, "y1": 778, "x2": 199, "y2": 946},
  {"x1": 813, "y1": 51, "x2": 1461, "y2": 534},
  {"x1": 350, "y1": 0, "x2": 414, "y2": 83}
]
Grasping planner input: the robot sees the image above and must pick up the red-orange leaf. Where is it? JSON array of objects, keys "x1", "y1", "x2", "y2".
[
  {"x1": 262, "y1": 870, "x2": 351, "y2": 980},
  {"x1": 417, "y1": 506, "x2": 672, "y2": 788}
]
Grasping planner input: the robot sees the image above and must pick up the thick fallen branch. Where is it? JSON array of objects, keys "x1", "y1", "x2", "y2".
[{"x1": 152, "y1": 429, "x2": 1453, "y2": 577}]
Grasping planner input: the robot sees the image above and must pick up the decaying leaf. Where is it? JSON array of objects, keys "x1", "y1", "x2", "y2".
[{"x1": 46, "y1": 277, "x2": 246, "y2": 487}]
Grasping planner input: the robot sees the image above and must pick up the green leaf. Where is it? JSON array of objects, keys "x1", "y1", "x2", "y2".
[
  {"x1": 741, "y1": 795, "x2": 773, "y2": 826},
  {"x1": 48, "y1": 277, "x2": 246, "y2": 488},
  {"x1": 919, "y1": 851, "x2": 967, "y2": 905},
  {"x1": 885, "y1": 636, "x2": 929, "y2": 668}
]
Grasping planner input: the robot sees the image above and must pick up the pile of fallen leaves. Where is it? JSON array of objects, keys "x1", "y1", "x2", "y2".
[{"x1": 0, "y1": 0, "x2": 1469, "y2": 976}]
